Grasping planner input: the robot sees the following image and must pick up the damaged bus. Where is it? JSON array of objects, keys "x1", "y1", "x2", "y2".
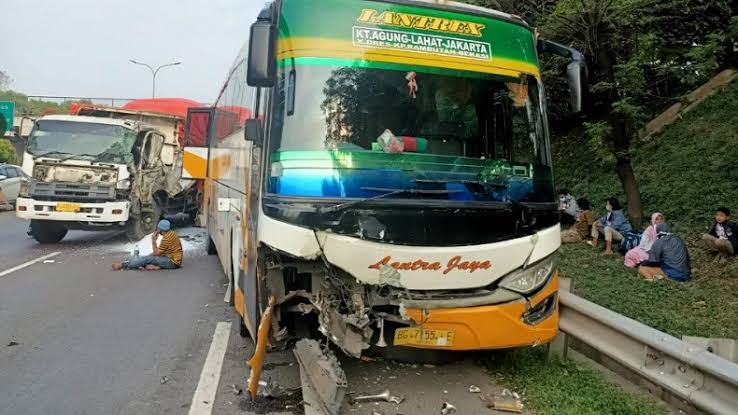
[{"x1": 188, "y1": 0, "x2": 586, "y2": 404}]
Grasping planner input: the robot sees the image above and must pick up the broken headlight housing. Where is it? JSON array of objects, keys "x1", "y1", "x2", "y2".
[
  {"x1": 19, "y1": 181, "x2": 30, "y2": 198},
  {"x1": 116, "y1": 178, "x2": 131, "y2": 190},
  {"x1": 498, "y1": 254, "x2": 558, "y2": 295}
]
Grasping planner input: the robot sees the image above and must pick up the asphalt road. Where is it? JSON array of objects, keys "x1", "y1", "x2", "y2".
[
  {"x1": 0, "y1": 211, "x2": 521, "y2": 415},
  {"x1": 0, "y1": 212, "x2": 251, "y2": 415}
]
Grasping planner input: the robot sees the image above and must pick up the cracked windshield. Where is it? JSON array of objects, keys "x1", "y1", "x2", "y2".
[
  {"x1": 27, "y1": 120, "x2": 136, "y2": 163},
  {"x1": 270, "y1": 64, "x2": 553, "y2": 202}
]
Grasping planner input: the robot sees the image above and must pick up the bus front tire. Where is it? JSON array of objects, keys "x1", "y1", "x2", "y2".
[
  {"x1": 207, "y1": 236, "x2": 217, "y2": 255},
  {"x1": 30, "y1": 220, "x2": 68, "y2": 243}
]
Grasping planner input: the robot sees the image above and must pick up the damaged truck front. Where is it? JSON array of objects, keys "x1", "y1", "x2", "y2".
[
  {"x1": 198, "y1": 0, "x2": 587, "y2": 409},
  {"x1": 17, "y1": 114, "x2": 189, "y2": 242}
]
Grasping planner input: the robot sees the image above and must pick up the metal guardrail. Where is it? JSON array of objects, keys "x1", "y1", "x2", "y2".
[{"x1": 558, "y1": 290, "x2": 738, "y2": 415}]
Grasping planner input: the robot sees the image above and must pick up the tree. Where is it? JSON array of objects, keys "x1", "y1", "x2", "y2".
[
  {"x1": 0, "y1": 139, "x2": 17, "y2": 164},
  {"x1": 0, "y1": 70, "x2": 10, "y2": 91}
]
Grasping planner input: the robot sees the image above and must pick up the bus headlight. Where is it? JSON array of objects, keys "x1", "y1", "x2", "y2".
[{"x1": 499, "y1": 254, "x2": 557, "y2": 294}]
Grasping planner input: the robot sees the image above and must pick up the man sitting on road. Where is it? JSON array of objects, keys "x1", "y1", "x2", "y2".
[{"x1": 112, "y1": 219, "x2": 183, "y2": 271}]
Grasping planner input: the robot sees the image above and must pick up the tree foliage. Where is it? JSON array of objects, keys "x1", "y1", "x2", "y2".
[
  {"x1": 461, "y1": 0, "x2": 738, "y2": 226},
  {"x1": 0, "y1": 139, "x2": 17, "y2": 164}
]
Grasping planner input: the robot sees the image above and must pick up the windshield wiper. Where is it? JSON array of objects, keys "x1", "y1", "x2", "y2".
[
  {"x1": 31, "y1": 150, "x2": 71, "y2": 160},
  {"x1": 57, "y1": 153, "x2": 101, "y2": 163},
  {"x1": 318, "y1": 187, "x2": 461, "y2": 214}
]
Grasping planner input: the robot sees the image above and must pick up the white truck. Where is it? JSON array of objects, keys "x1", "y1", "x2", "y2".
[{"x1": 16, "y1": 111, "x2": 200, "y2": 243}]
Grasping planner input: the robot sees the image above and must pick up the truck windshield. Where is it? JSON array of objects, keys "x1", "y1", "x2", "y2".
[
  {"x1": 268, "y1": 63, "x2": 554, "y2": 204},
  {"x1": 27, "y1": 120, "x2": 136, "y2": 164}
]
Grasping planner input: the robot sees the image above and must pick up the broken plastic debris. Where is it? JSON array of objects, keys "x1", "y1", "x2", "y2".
[
  {"x1": 440, "y1": 402, "x2": 457, "y2": 414},
  {"x1": 493, "y1": 395, "x2": 524, "y2": 413},
  {"x1": 231, "y1": 384, "x2": 243, "y2": 396},
  {"x1": 7, "y1": 341, "x2": 19, "y2": 347},
  {"x1": 43, "y1": 260, "x2": 55, "y2": 264},
  {"x1": 468, "y1": 385, "x2": 481, "y2": 393},
  {"x1": 160, "y1": 376, "x2": 168, "y2": 384}
]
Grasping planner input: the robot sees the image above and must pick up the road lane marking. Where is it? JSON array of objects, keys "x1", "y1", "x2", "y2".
[
  {"x1": 188, "y1": 321, "x2": 232, "y2": 415},
  {"x1": 223, "y1": 283, "x2": 231, "y2": 303},
  {"x1": 0, "y1": 251, "x2": 61, "y2": 279}
]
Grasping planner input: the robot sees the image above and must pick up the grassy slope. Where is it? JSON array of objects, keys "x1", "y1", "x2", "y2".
[{"x1": 553, "y1": 80, "x2": 738, "y2": 338}]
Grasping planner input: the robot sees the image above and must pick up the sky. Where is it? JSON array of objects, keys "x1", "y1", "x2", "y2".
[{"x1": 3, "y1": 0, "x2": 263, "y2": 103}]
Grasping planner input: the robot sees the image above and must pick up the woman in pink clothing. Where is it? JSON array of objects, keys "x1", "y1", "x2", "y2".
[{"x1": 625, "y1": 212, "x2": 665, "y2": 267}]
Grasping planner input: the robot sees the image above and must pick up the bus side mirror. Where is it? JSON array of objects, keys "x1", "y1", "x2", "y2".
[
  {"x1": 244, "y1": 119, "x2": 263, "y2": 146},
  {"x1": 247, "y1": 20, "x2": 277, "y2": 87},
  {"x1": 567, "y1": 60, "x2": 587, "y2": 113},
  {"x1": 538, "y1": 39, "x2": 588, "y2": 113}
]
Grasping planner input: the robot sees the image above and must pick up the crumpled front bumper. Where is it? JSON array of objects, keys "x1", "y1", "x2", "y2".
[{"x1": 397, "y1": 272, "x2": 560, "y2": 350}]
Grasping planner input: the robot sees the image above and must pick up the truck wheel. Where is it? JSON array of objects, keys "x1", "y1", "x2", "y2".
[
  {"x1": 30, "y1": 220, "x2": 68, "y2": 243},
  {"x1": 125, "y1": 203, "x2": 162, "y2": 241}
]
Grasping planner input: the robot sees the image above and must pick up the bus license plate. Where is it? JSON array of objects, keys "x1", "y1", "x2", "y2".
[
  {"x1": 394, "y1": 327, "x2": 455, "y2": 347},
  {"x1": 56, "y1": 202, "x2": 81, "y2": 213}
]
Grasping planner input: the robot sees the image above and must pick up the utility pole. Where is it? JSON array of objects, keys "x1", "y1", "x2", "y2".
[{"x1": 129, "y1": 60, "x2": 182, "y2": 98}]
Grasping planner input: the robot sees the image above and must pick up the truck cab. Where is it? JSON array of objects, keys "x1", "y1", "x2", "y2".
[{"x1": 16, "y1": 114, "x2": 174, "y2": 242}]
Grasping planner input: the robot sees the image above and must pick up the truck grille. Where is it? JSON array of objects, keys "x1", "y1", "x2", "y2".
[{"x1": 30, "y1": 182, "x2": 116, "y2": 202}]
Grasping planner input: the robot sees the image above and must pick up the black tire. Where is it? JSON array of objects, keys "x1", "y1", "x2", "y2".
[
  {"x1": 125, "y1": 202, "x2": 162, "y2": 241},
  {"x1": 239, "y1": 314, "x2": 249, "y2": 337},
  {"x1": 30, "y1": 220, "x2": 68, "y2": 243},
  {"x1": 207, "y1": 236, "x2": 217, "y2": 255}
]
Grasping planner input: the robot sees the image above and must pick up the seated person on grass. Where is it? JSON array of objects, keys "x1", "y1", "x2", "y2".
[
  {"x1": 702, "y1": 207, "x2": 737, "y2": 263},
  {"x1": 589, "y1": 197, "x2": 632, "y2": 256},
  {"x1": 638, "y1": 223, "x2": 691, "y2": 282},
  {"x1": 558, "y1": 189, "x2": 579, "y2": 226},
  {"x1": 112, "y1": 219, "x2": 183, "y2": 271},
  {"x1": 561, "y1": 198, "x2": 594, "y2": 244},
  {"x1": 624, "y1": 212, "x2": 665, "y2": 268}
]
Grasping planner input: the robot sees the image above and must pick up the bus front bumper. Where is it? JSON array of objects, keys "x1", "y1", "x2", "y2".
[{"x1": 396, "y1": 273, "x2": 560, "y2": 350}]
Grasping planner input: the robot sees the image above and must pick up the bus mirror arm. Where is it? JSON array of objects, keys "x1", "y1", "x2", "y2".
[
  {"x1": 245, "y1": 119, "x2": 263, "y2": 146},
  {"x1": 537, "y1": 39, "x2": 588, "y2": 113}
]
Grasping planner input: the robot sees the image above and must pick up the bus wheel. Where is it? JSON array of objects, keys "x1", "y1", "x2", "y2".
[
  {"x1": 239, "y1": 314, "x2": 249, "y2": 338},
  {"x1": 207, "y1": 236, "x2": 217, "y2": 255},
  {"x1": 30, "y1": 220, "x2": 68, "y2": 243}
]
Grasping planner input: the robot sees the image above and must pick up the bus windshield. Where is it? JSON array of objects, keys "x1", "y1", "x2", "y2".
[
  {"x1": 27, "y1": 120, "x2": 137, "y2": 164},
  {"x1": 269, "y1": 64, "x2": 554, "y2": 204}
]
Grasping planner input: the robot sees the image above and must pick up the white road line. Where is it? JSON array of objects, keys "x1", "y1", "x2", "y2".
[
  {"x1": 0, "y1": 251, "x2": 61, "y2": 279},
  {"x1": 223, "y1": 280, "x2": 232, "y2": 303},
  {"x1": 188, "y1": 321, "x2": 232, "y2": 415}
]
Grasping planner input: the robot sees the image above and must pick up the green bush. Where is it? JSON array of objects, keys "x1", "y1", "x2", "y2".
[{"x1": 0, "y1": 139, "x2": 16, "y2": 164}]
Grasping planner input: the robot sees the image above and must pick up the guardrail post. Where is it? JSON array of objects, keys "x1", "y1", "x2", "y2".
[{"x1": 548, "y1": 277, "x2": 573, "y2": 360}]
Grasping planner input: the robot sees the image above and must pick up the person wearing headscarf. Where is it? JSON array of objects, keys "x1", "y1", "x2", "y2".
[
  {"x1": 638, "y1": 223, "x2": 691, "y2": 282},
  {"x1": 624, "y1": 212, "x2": 665, "y2": 267}
]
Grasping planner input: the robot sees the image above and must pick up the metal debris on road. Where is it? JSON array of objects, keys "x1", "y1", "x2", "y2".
[
  {"x1": 231, "y1": 384, "x2": 243, "y2": 396},
  {"x1": 468, "y1": 384, "x2": 481, "y2": 393},
  {"x1": 353, "y1": 389, "x2": 404, "y2": 404},
  {"x1": 440, "y1": 402, "x2": 457, "y2": 414},
  {"x1": 293, "y1": 339, "x2": 347, "y2": 415},
  {"x1": 160, "y1": 376, "x2": 168, "y2": 384}
]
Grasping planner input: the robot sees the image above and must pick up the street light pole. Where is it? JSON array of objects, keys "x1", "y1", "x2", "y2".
[{"x1": 129, "y1": 60, "x2": 182, "y2": 98}]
